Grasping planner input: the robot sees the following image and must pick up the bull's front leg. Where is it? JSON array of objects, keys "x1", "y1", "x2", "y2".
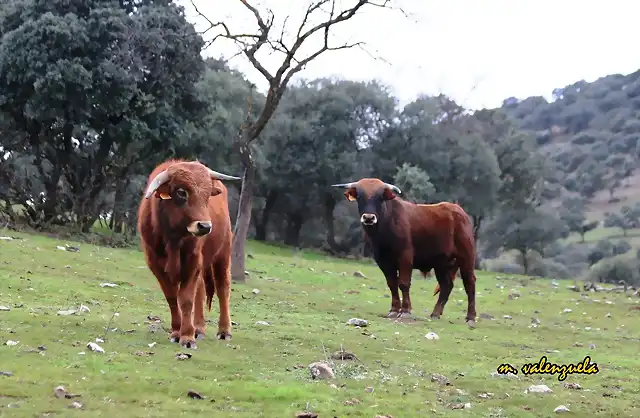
[
  {"x1": 177, "y1": 255, "x2": 202, "y2": 349},
  {"x1": 143, "y1": 249, "x2": 182, "y2": 343},
  {"x1": 397, "y1": 263, "x2": 413, "y2": 319},
  {"x1": 379, "y1": 263, "x2": 401, "y2": 318}
]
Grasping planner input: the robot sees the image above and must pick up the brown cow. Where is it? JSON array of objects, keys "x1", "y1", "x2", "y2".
[
  {"x1": 331, "y1": 178, "x2": 477, "y2": 326},
  {"x1": 137, "y1": 159, "x2": 241, "y2": 349}
]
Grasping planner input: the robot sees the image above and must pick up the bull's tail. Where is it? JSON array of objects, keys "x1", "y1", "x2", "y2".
[{"x1": 204, "y1": 266, "x2": 215, "y2": 312}]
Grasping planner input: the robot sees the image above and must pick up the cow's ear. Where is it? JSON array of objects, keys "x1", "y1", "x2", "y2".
[
  {"x1": 382, "y1": 188, "x2": 397, "y2": 201},
  {"x1": 154, "y1": 183, "x2": 172, "y2": 200},
  {"x1": 344, "y1": 187, "x2": 357, "y2": 201},
  {"x1": 211, "y1": 185, "x2": 223, "y2": 196}
]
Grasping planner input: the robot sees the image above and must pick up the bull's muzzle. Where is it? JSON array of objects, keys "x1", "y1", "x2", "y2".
[
  {"x1": 187, "y1": 221, "x2": 212, "y2": 236},
  {"x1": 360, "y1": 213, "x2": 377, "y2": 226}
]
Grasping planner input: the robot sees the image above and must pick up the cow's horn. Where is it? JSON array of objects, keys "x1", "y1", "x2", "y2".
[
  {"x1": 207, "y1": 168, "x2": 242, "y2": 181},
  {"x1": 144, "y1": 169, "x2": 170, "y2": 199},
  {"x1": 330, "y1": 182, "x2": 357, "y2": 188},
  {"x1": 384, "y1": 183, "x2": 402, "y2": 194}
]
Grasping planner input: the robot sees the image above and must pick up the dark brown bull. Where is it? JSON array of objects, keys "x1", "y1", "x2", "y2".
[
  {"x1": 331, "y1": 178, "x2": 477, "y2": 325},
  {"x1": 137, "y1": 159, "x2": 241, "y2": 349}
]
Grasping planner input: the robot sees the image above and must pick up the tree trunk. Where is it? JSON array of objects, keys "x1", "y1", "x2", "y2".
[
  {"x1": 521, "y1": 249, "x2": 529, "y2": 275},
  {"x1": 324, "y1": 195, "x2": 350, "y2": 254},
  {"x1": 472, "y1": 215, "x2": 483, "y2": 269},
  {"x1": 231, "y1": 164, "x2": 255, "y2": 283},
  {"x1": 254, "y1": 190, "x2": 278, "y2": 241},
  {"x1": 284, "y1": 212, "x2": 303, "y2": 247}
]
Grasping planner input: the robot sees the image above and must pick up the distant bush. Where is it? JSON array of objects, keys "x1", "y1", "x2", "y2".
[
  {"x1": 613, "y1": 240, "x2": 632, "y2": 256},
  {"x1": 483, "y1": 259, "x2": 524, "y2": 275},
  {"x1": 585, "y1": 255, "x2": 640, "y2": 286}
]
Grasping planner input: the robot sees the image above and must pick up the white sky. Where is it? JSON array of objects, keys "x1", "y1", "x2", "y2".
[{"x1": 180, "y1": 0, "x2": 640, "y2": 110}]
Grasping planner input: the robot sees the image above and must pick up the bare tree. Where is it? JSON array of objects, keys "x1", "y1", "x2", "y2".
[{"x1": 192, "y1": 0, "x2": 400, "y2": 282}]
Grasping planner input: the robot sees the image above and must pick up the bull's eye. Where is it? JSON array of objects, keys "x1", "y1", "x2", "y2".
[{"x1": 174, "y1": 188, "x2": 188, "y2": 201}]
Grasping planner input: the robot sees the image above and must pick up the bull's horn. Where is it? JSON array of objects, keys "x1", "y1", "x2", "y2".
[
  {"x1": 330, "y1": 182, "x2": 357, "y2": 188},
  {"x1": 384, "y1": 183, "x2": 402, "y2": 194},
  {"x1": 144, "y1": 169, "x2": 170, "y2": 199},
  {"x1": 208, "y1": 168, "x2": 242, "y2": 181}
]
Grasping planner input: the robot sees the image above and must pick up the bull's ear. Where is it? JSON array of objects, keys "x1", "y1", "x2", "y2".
[
  {"x1": 154, "y1": 183, "x2": 172, "y2": 200},
  {"x1": 211, "y1": 185, "x2": 223, "y2": 196},
  {"x1": 344, "y1": 187, "x2": 357, "y2": 201},
  {"x1": 382, "y1": 188, "x2": 397, "y2": 201}
]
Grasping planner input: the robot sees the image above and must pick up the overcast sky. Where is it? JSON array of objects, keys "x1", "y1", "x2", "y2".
[{"x1": 180, "y1": 0, "x2": 640, "y2": 110}]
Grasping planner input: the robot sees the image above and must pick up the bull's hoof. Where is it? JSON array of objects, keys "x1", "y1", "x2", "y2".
[
  {"x1": 466, "y1": 319, "x2": 476, "y2": 328},
  {"x1": 216, "y1": 331, "x2": 232, "y2": 340},
  {"x1": 179, "y1": 337, "x2": 197, "y2": 349},
  {"x1": 397, "y1": 311, "x2": 413, "y2": 319},
  {"x1": 386, "y1": 311, "x2": 400, "y2": 318},
  {"x1": 169, "y1": 331, "x2": 180, "y2": 343},
  {"x1": 430, "y1": 314, "x2": 441, "y2": 320},
  {"x1": 195, "y1": 329, "x2": 206, "y2": 340}
]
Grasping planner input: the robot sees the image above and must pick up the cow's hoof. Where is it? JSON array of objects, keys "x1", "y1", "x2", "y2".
[
  {"x1": 195, "y1": 329, "x2": 206, "y2": 340},
  {"x1": 179, "y1": 338, "x2": 197, "y2": 349},
  {"x1": 386, "y1": 311, "x2": 400, "y2": 318},
  {"x1": 430, "y1": 314, "x2": 441, "y2": 320},
  {"x1": 466, "y1": 319, "x2": 476, "y2": 328},
  {"x1": 169, "y1": 331, "x2": 180, "y2": 343},
  {"x1": 216, "y1": 331, "x2": 232, "y2": 340}
]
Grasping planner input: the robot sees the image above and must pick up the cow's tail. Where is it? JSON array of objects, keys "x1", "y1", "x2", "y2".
[{"x1": 204, "y1": 266, "x2": 215, "y2": 312}]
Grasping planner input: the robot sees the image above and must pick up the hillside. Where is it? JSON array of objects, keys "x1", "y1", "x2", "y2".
[
  {"x1": 500, "y1": 70, "x2": 640, "y2": 221},
  {"x1": 1, "y1": 232, "x2": 639, "y2": 417}
]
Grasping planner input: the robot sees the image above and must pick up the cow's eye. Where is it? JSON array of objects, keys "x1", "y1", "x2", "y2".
[{"x1": 175, "y1": 188, "x2": 188, "y2": 201}]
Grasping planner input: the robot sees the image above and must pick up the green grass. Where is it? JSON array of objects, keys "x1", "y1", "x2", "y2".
[{"x1": 1, "y1": 232, "x2": 639, "y2": 417}]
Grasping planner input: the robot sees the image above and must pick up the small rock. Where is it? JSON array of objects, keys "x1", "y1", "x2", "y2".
[
  {"x1": 148, "y1": 342, "x2": 157, "y2": 348},
  {"x1": 479, "y1": 313, "x2": 494, "y2": 320},
  {"x1": 478, "y1": 392, "x2": 493, "y2": 398},
  {"x1": 343, "y1": 398, "x2": 361, "y2": 405},
  {"x1": 255, "y1": 321, "x2": 270, "y2": 326},
  {"x1": 503, "y1": 315, "x2": 512, "y2": 319},
  {"x1": 5, "y1": 340, "x2": 18, "y2": 346},
  {"x1": 87, "y1": 342, "x2": 104, "y2": 353},
  {"x1": 252, "y1": 288, "x2": 260, "y2": 295},
  {"x1": 589, "y1": 343, "x2": 596, "y2": 349},
  {"x1": 99, "y1": 283, "x2": 118, "y2": 288},
  {"x1": 424, "y1": 331, "x2": 439, "y2": 340},
  {"x1": 365, "y1": 386, "x2": 374, "y2": 393},
  {"x1": 308, "y1": 267, "x2": 315, "y2": 272},
  {"x1": 605, "y1": 313, "x2": 612, "y2": 318},
  {"x1": 330, "y1": 350, "x2": 358, "y2": 360},
  {"x1": 526, "y1": 384, "x2": 552, "y2": 393},
  {"x1": 347, "y1": 318, "x2": 368, "y2": 327},
  {"x1": 0, "y1": 306, "x2": 10, "y2": 311},
  {"x1": 57, "y1": 309, "x2": 77, "y2": 316},
  {"x1": 68, "y1": 401, "x2": 83, "y2": 409},
  {"x1": 562, "y1": 308, "x2": 572, "y2": 313},
  {"x1": 187, "y1": 390, "x2": 204, "y2": 400},
  {"x1": 295, "y1": 412, "x2": 319, "y2": 418},
  {"x1": 554, "y1": 405, "x2": 570, "y2": 413},
  {"x1": 375, "y1": 415, "x2": 393, "y2": 418},
  {"x1": 175, "y1": 352, "x2": 192, "y2": 360},
  {"x1": 564, "y1": 382, "x2": 581, "y2": 390},
  {"x1": 95, "y1": 338, "x2": 104, "y2": 343},
  {"x1": 1, "y1": 371, "x2": 13, "y2": 377},
  {"x1": 353, "y1": 271, "x2": 367, "y2": 278},
  {"x1": 328, "y1": 383, "x2": 338, "y2": 389},
  {"x1": 309, "y1": 361, "x2": 334, "y2": 379},
  {"x1": 490, "y1": 371, "x2": 519, "y2": 379},
  {"x1": 430, "y1": 373, "x2": 450, "y2": 385}
]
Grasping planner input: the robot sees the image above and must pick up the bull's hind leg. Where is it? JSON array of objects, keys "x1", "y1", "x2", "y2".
[
  {"x1": 430, "y1": 266, "x2": 455, "y2": 319},
  {"x1": 194, "y1": 276, "x2": 207, "y2": 340},
  {"x1": 460, "y1": 264, "x2": 477, "y2": 326},
  {"x1": 213, "y1": 258, "x2": 232, "y2": 340}
]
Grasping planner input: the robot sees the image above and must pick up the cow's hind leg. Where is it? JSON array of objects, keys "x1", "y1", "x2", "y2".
[
  {"x1": 430, "y1": 265, "x2": 455, "y2": 319},
  {"x1": 397, "y1": 260, "x2": 413, "y2": 318},
  {"x1": 194, "y1": 275, "x2": 207, "y2": 340},
  {"x1": 213, "y1": 257, "x2": 232, "y2": 340}
]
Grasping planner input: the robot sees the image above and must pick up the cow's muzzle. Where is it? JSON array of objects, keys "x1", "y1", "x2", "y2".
[
  {"x1": 360, "y1": 213, "x2": 377, "y2": 226},
  {"x1": 187, "y1": 221, "x2": 212, "y2": 236}
]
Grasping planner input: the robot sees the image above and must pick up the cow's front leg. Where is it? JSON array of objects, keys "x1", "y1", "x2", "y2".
[
  {"x1": 397, "y1": 262, "x2": 413, "y2": 318},
  {"x1": 193, "y1": 277, "x2": 207, "y2": 340}
]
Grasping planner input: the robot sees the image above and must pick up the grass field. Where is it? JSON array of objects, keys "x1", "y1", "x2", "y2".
[{"x1": 1, "y1": 232, "x2": 640, "y2": 417}]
